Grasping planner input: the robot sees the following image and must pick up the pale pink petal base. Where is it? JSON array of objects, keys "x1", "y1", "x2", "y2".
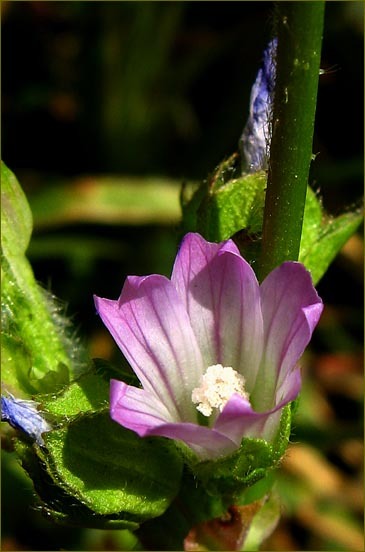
[
  {"x1": 110, "y1": 367, "x2": 301, "y2": 460},
  {"x1": 110, "y1": 379, "x2": 238, "y2": 460}
]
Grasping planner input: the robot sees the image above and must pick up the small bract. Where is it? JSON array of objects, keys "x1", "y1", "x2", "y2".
[{"x1": 95, "y1": 233, "x2": 322, "y2": 460}]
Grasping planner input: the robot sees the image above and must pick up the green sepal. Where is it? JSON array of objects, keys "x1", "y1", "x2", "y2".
[
  {"x1": 1, "y1": 162, "x2": 86, "y2": 397},
  {"x1": 238, "y1": 470, "x2": 277, "y2": 506},
  {"x1": 187, "y1": 405, "x2": 292, "y2": 499},
  {"x1": 181, "y1": 154, "x2": 266, "y2": 243}
]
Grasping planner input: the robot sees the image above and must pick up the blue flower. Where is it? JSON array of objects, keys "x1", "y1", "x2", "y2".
[
  {"x1": 240, "y1": 38, "x2": 277, "y2": 172},
  {"x1": 1, "y1": 394, "x2": 51, "y2": 446}
]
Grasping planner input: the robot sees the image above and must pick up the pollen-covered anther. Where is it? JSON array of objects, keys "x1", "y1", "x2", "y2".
[{"x1": 191, "y1": 364, "x2": 250, "y2": 417}]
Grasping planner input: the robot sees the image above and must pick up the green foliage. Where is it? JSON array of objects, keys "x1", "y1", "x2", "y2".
[
  {"x1": 1, "y1": 162, "x2": 33, "y2": 255},
  {"x1": 41, "y1": 370, "x2": 110, "y2": 419},
  {"x1": 181, "y1": 154, "x2": 266, "y2": 242},
  {"x1": 15, "y1": 440, "x2": 138, "y2": 530},
  {"x1": 135, "y1": 467, "x2": 231, "y2": 550},
  {"x1": 29, "y1": 176, "x2": 181, "y2": 230},
  {"x1": 190, "y1": 405, "x2": 292, "y2": 499},
  {"x1": 182, "y1": 157, "x2": 363, "y2": 284},
  {"x1": 145, "y1": 408, "x2": 292, "y2": 549},
  {"x1": 41, "y1": 359, "x2": 139, "y2": 420},
  {"x1": 1, "y1": 163, "x2": 86, "y2": 397},
  {"x1": 1, "y1": 165, "x2": 183, "y2": 529},
  {"x1": 2, "y1": 2, "x2": 363, "y2": 548},
  {"x1": 42, "y1": 412, "x2": 183, "y2": 519},
  {"x1": 16, "y1": 360, "x2": 183, "y2": 528},
  {"x1": 2, "y1": 160, "x2": 361, "y2": 543},
  {"x1": 299, "y1": 192, "x2": 363, "y2": 284}
]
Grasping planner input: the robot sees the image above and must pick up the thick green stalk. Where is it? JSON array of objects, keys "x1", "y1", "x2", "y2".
[{"x1": 259, "y1": 2, "x2": 325, "y2": 280}]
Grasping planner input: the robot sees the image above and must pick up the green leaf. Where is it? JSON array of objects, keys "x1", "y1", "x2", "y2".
[
  {"x1": 42, "y1": 412, "x2": 183, "y2": 521},
  {"x1": 41, "y1": 368, "x2": 109, "y2": 419},
  {"x1": 28, "y1": 175, "x2": 181, "y2": 230},
  {"x1": 13, "y1": 360, "x2": 177, "y2": 529},
  {"x1": 1, "y1": 162, "x2": 33, "y2": 256},
  {"x1": 299, "y1": 190, "x2": 363, "y2": 284},
  {"x1": 1, "y1": 333, "x2": 36, "y2": 396},
  {"x1": 197, "y1": 171, "x2": 267, "y2": 242},
  {"x1": 12, "y1": 359, "x2": 182, "y2": 527},
  {"x1": 181, "y1": 161, "x2": 363, "y2": 284},
  {"x1": 1, "y1": 162, "x2": 86, "y2": 397},
  {"x1": 15, "y1": 441, "x2": 138, "y2": 530},
  {"x1": 41, "y1": 359, "x2": 138, "y2": 420},
  {"x1": 182, "y1": 155, "x2": 266, "y2": 242}
]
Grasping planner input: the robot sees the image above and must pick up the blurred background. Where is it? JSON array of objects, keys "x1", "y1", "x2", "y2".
[{"x1": 1, "y1": 2, "x2": 363, "y2": 550}]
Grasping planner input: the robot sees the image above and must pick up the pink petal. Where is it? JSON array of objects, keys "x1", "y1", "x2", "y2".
[
  {"x1": 171, "y1": 233, "x2": 264, "y2": 390},
  {"x1": 214, "y1": 367, "x2": 301, "y2": 444},
  {"x1": 214, "y1": 393, "x2": 267, "y2": 443},
  {"x1": 275, "y1": 366, "x2": 302, "y2": 406},
  {"x1": 110, "y1": 379, "x2": 238, "y2": 461},
  {"x1": 251, "y1": 262, "x2": 323, "y2": 411},
  {"x1": 110, "y1": 379, "x2": 175, "y2": 428},
  {"x1": 94, "y1": 274, "x2": 204, "y2": 423}
]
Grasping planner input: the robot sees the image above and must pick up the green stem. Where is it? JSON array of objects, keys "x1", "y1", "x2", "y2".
[{"x1": 258, "y1": 1, "x2": 325, "y2": 280}]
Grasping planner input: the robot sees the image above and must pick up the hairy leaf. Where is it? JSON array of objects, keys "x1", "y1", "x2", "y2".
[
  {"x1": 181, "y1": 162, "x2": 363, "y2": 283},
  {"x1": 1, "y1": 162, "x2": 86, "y2": 397},
  {"x1": 42, "y1": 412, "x2": 183, "y2": 520}
]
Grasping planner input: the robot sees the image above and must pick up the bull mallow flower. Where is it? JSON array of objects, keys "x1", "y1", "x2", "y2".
[{"x1": 94, "y1": 233, "x2": 322, "y2": 461}]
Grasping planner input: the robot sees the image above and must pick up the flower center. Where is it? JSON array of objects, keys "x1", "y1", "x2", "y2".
[{"x1": 191, "y1": 364, "x2": 249, "y2": 417}]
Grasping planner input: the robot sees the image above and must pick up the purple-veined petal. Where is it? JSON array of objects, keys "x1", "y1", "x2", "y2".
[
  {"x1": 94, "y1": 274, "x2": 204, "y2": 423},
  {"x1": 261, "y1": 262, "x2": 323, "y2": 385},
  {"x1": 110, "y1": 379, "x2": 176, "y2": 428},
  {"x1": 213, "y1": 366, "x2": 301, "y2": 444},
  {"x1": 110, "y1": 379, "x2": 238, "y2": 461},
  {"x1": 96, "y1": 233, "x2": 323, "y2": 461},
  {"x1": 251, "y1": 262, "x2": 323, "y2": 411},
  {"x1": 275, "y1": 366, "x2": 302, "y2": 406},
  {"x1": 171, "y1": 233, "x2": 264, "y2": 390},
  {"x1": 213, "y1": 393, "x2": 267, "y2": 444}
]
